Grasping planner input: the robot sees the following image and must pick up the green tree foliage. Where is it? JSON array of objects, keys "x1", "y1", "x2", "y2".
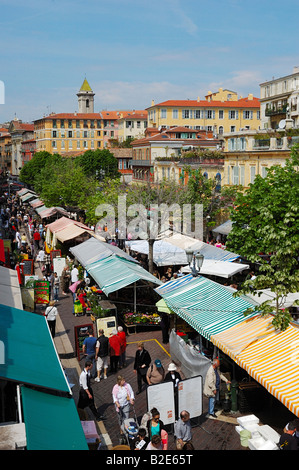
[
  {"x1": 75, "y1": 149, "x2": 120, "y2": 180},
  {"x1": 35, "y1": 157, "x2": 97, "y2": 209},
  {"x1": 19, "y1": 151, "x2": 53, "y2": 187},
  {"x1": 226, "y1": 146, "x2": 299, "y2": 331}
]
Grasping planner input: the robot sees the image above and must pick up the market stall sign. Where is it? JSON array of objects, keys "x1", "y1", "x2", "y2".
[
  {"x1": 74, "y1": 323, "x2": 94, "y2": 361},
  {"x1": 34, "y1": 280, "x2": 50, "y2": 304}
]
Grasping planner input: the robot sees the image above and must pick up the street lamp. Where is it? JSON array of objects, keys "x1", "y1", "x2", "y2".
[{"x1": 186, "y1": 249, "x2": 204, "y2": 277}]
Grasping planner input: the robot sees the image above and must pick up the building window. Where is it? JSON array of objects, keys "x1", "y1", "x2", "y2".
[
  {"x1": 230, "y1": 126, "x2": 236, "y2": 133},
  {"x1": 83, "y1": 141, "x2": 87, "y2": 148},
  {"x1": 83, "y1": 120, "x2": 88, "y2": 128},
  {"x1": 250, "y1": 166, "x2": 256, "y2": 183},
  {"x1": 219, "y1": 126, "x2": 224, "y2": 135},
  {"x1": 60, "y1": 120, "x2": 65, "y2": 128},
  {"x1": 52, "y1": 141, "x2": 56, "y2": 148},
  {"x1": 172, "y1": 109, "x2": 178, "y2": 119},
  {"x1": 240, "y1": 165, "x2": 245, "y2": 185},
  {"x1": 77, "y1": 140, "x2": 80, "y2": 149},
  {"x1": 182, "y1": 110, "x2": 190, "y2": 119},
  {"x1": 206, "y1": 110, "x2": 215, "y2": 119},
  {"x1": 233, "y1": 166, "x2": 239, "y2": 185},
  {"x1": 194, "y1": 110, "x2": 201, "y2": 119},
  {"x1": 76, "y1": 120, "x2": 80, "y2": 128},
  {"x1": 161, "y1": 109, "x2": 167, "y2": 119},
  {"x1": 229, "y1": 110, "x2": 238, "y2": 119},
  {"x1": 53, "y1": 120, "x2": 57, "y2": 128},
  {"x1": 83, "y1": 131, "x2": 88, "y2": 138},
  {"x1": 219, "y1": 110, "x2": 224, "y2": 119},
  {"x1": 52, "y1": 130, "x2": 57, "y2": 138},
  {"x1": 68, "y1": 120, "x2": 73, "y2": 128},
  {"x1": 68, "y1": 131, "x2": 73, "y2": 138},
  {"x1": 261, "y1": 166, "x2": 268, "y2": 178},
  {"x1": 243, "y1": 110, "x2": 253, "y2": 119},
  {"x1": 137, "y1": 121, "x2": 141, "y2": 128}
]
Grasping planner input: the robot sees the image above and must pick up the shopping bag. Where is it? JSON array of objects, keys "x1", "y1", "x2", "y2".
[{"x1": 74, "y1": 300, "x2": 83, "y2": 314}]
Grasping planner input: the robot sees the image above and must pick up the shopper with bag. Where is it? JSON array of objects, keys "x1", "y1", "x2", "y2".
[{"x1": 112, "y1": 375, "x2": 135, "y2": 431}]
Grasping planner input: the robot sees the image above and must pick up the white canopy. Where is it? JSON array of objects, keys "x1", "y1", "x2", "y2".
[
  {"x1": 181, "y1": 259, "x2": 250, "y2": 278},
  {"x1": 0, "y1": 266, "x2": 23, "y2": 309}
]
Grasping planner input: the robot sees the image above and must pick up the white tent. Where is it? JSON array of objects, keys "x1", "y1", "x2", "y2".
[
  {"x1": 181, "y1": 259, "x2": 250, "y2": 278},
  {"x1": 0, "y1": 266, "x2": 23, "y2": 309},
  {"x1": 126, "y1": 239, "x2": 188, "y2": 266}
]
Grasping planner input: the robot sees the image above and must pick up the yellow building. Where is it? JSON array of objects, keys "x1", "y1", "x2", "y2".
[
  {"x1": 146, "y1": 88, "x2": 260, "y2": 136},
  {"x1": 223, "y1": 129, "x2": 292, "y2": 188},
  {"x1": 34, "y1": 79, "x2": 147, "y2": 154}
]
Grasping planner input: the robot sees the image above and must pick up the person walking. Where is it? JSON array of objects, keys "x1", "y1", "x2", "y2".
[
  {"x1": 164, "y1": 363, "x2": 182, "y2": 419},
  {"x1": 145, "y1": 407, "x2": 165, "y2": 441},
  {"x1": 82, "y1": 328, "x2": 97, "y2": 378},
  {"x1": 61, "y1": 266, "x2": 71, "y2": 295},
  {"x1": 174, "y1": 410, "x2": 192, "y2": 450},
  {"x1": 109, "y1": 329, "x2": 121, "y2": 373},
  {"x1": 117, "y1": 326, "x2": 127, "y2": 368},
  {"x1": 112, "y1": 375, "x2": 135, "y2": 433},
  {"x1": 203, "y1": 358, "x2": 231, "y2": 418},
  {"x1": 95, "y1": 329, "x2": 109, "y2": 382},
  {"x1": 53, "y1": 272, "x2": 60, "y2": 302},
  {"x1": 133, "y1": 342, "x2": 151, "y2": 395},
  {"x1": 146, "y1": 359, "x2": 165, "y2": 386},
  {"x1": 77, "y1": 361, "x2": 105, "y2": 421},
  {"x1": 45, "y1": 300, "x2": 58, "y2": 338}
]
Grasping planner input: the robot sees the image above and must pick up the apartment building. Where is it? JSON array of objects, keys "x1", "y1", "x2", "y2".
[
  {"x1": 34, "y1": 79, "x2": 147, "y2": 154},
  {"x1": 146, "y1": 88, "x2": 260, "y2": 136},
  {"x1": 131, "y1": 126, "x2": 223, "y2": 183},
  {"x1": 117, "y1": 111, "x2": 148, "y2": 143},
  {"x1": 223, "y1": 129, "x2": 292, "y2": 188},
  {"x1": 260, "y1": 66, "x2": 299, "y2": 130}
]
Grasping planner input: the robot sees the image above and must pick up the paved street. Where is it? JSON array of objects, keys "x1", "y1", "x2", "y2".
[{"x1": 51, "y1": 286, "x2": 269, "y2": 451}]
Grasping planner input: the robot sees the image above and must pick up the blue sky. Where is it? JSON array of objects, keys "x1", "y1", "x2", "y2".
[{"x1": 1, "y1": 0, "x2": 299, "y2": 123}]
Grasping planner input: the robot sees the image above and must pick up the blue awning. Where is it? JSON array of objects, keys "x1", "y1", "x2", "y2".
[
  {"x1": 0, "y1": 304, "x2": 71, "y2": 394},
  {"x1": 21, "y1": 386, "x2": 88, "y2": 450},
  {"x1": 155, "y1": 274, "x2": 257, "y2": 340}
]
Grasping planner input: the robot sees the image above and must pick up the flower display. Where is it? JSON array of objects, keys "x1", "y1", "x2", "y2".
[{"x1": 124, "y1": 312, "x2": 161, "y2": 325}]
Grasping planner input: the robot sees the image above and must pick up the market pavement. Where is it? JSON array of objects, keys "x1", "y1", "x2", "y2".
[{"x1": 50, "y1": 287, "x2": 247, "y2": 451}]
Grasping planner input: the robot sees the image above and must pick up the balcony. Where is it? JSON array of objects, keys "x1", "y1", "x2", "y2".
[
  {"x1": 265, "y1": 105, "x2": 287, "y2": 116},
  {"x1": 130, "y1": 159, "x2": 151, "y2": 167}
]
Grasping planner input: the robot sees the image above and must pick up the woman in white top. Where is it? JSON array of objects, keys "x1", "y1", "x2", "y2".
[
  {"x1": 45, "y1": 300, "x2": 58, "y2": 338},
  {"x1": 112, "y1": 375, "x2": 135, "y2": 430}
]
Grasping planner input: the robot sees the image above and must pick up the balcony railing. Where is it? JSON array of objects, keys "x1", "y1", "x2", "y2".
[{"x1": 265, "y1": 105, "x2": 287, "y2": 116}]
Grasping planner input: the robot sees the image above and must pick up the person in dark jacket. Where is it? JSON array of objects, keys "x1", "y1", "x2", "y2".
[
  {"x1": 164, "y1": 363, "x2": 182, "y2": 419},
  {"x1": 134, "y1": 341, "x2": 151, "y2": 394},
  {"x1": 95, "y1": 329, "x2": 110, "y2": 382}
]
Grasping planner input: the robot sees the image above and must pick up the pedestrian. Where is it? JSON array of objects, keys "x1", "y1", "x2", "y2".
[
  {"x1": 109, "y1": 329, "x2": 122, "y2": 373},
  {"x1": 77, "y1": 360, "x2": 105, "y2": 420},
  {"x1": 33, "y1": 229, "x2": 41, "y2": 252},
  {"x1": 82, "y1": 328, "x2": 97, "y2": 378},
  {"x1": 117, "y1": 326, "x2": 127, "y2": 368},
  {"x1": 71, "y1": 265, "x2": 79, "y2": 283},
  {"x1": 279, "y1": 421, "x2": 298, "y2": 450},
  {"x1": 131, "y1": 428, "x2": 149, "y2": 451},
  {"x1": 145, "y1": 435, "x2": 163, "y2": 450},
  {"x1": 203, "y1": 358, "x2": 231, "y2": 418},
  {"x1": 160, "y1": 312, "x2": 170, "y2": 344},
  {"x1": 112, "y1": 375, "x2": 135, "y2": 432},
  {"x1": 174, "y1": 410, "x2": 192, "y2": 450},
  {"x1": 134, "y1": 341, "x2": 151, "y2": 395},
  {"x1": 146, "y1": 359, "x2": 165, "y2": 386},
  {"x1": 45, "y1": 300, "x2": 58, "y2": 338},
  {"x1": 53, "y1": 272, "x2": 60, "y2": 302},
  {"x1": 164, "y1": 363, "x2": 182, "y2": 419},
  {"x1": 61, "y1": 266, "x2": 71, "y2": 295},
  {"x1": 146, "y1": 407, "x2": 165, "y2": 441},
  {"x1": 95, "y1": 328, "x2": 109, "y2": 382},
  {"x1": 279, "y1": 421, "x2": 299, "y2": 450}
]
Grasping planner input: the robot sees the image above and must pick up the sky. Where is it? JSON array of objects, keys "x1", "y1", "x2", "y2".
[{"x1": 1, "y1": 0, "x2": 299, "y2": 123}]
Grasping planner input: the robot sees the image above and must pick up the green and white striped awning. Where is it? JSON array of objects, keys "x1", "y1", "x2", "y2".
[
  {"x1": 155, "y1": 274, "x2": 257, "y2": 340},
  {"x1": 86, "y1": 255, "x2": 162, "y2": 295}
]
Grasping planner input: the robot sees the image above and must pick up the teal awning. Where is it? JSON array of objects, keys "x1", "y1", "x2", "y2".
[
  {"x1": 0, "y1": 304, "x2": 70, "y2": 394},
  {"x1": 21, "y1": 386, "x2": 88, "y2": 450},
  {"x1": 86, "y1": 255, "x2": 162, "y2": 295},
  {"x1": 155, "y1": 274, "x2": 257, "y2": 340}
]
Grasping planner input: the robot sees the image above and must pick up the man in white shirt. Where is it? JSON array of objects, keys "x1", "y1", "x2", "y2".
[
  {"x1": 77, "y1": 361, "x2": 105, "y2": 421},
  {"x1": 71, "y1": 266, "x2": 79, "y2": 283}
]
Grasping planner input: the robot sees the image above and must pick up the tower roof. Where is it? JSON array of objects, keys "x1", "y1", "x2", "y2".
[{"x1": 79, "y1": 78, "x2": 93, "y2": 92}]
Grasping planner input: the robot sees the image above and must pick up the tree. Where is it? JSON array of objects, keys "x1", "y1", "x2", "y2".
[
  {"x1": 226, "y1": 146, "x2": 299, "y2": 331},
  {"x1": 19, "y1": 151, "x2": 53, "y2": 187},
  {"x1": 35, "y1": 157, "x2": 97, "y2": 209},
  {"x1": 75, "y1": 149, "x2": 120, "y2": 180}
]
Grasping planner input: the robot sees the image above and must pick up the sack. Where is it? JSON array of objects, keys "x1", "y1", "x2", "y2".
[
  {"x1": 139, "y1": 367, "x2": 148, "y2": 376},
  {"x1": 74, "y1": 300, "x2": 83, "y2": 314}
]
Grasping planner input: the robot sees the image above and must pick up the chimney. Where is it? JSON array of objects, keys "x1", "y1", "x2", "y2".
[
  {"x1": 151, "y1": 100, "x2": 155, "y2": 106},
  {"x1": 248, "y1": 93, "x2": 253, "y2": 100},
  {"x1": 197, "y1": 96, "x2": 200, "y2": 102}
]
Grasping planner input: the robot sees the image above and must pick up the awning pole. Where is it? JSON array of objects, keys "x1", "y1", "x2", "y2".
[{"x1": 134, "y1": 282, "x2": 136, "y2": 313}]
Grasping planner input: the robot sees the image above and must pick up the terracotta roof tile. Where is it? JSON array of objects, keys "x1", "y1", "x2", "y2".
[{"x1": 148, "y1": 97, "x2": 260, "y2": 109}]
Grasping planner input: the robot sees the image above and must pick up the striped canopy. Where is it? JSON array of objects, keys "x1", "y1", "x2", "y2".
[
  {"x1": 155, "y1": 274, "x2": 257, "y2": 340},
  {"x1": 86, "y1": 255, "x2": 162, "y2": 295},
  {"x1": 211, "y1": 315, "x2": 299, "y2": 417}
]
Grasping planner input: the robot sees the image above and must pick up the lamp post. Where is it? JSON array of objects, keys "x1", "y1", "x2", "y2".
[{"x1": 186, "y1": 249, "x2": 204, "y2": 277}]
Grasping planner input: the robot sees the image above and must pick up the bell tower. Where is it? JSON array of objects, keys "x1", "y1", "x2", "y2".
[{"x1": 77, "y1": 78, "x2": 95, "y2": 113}]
